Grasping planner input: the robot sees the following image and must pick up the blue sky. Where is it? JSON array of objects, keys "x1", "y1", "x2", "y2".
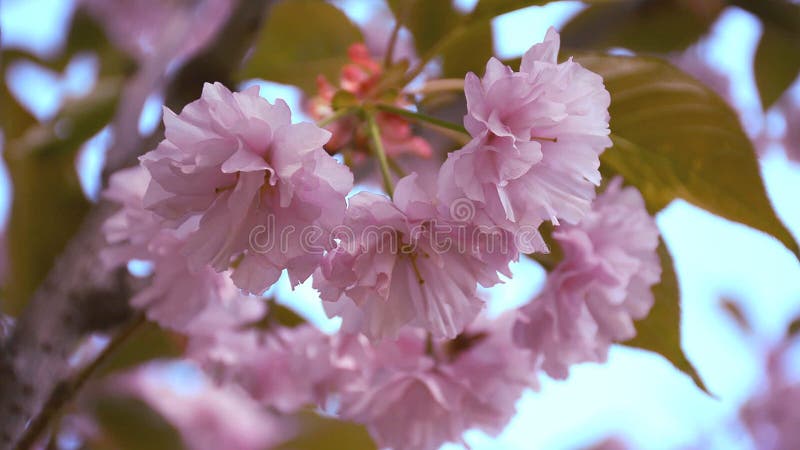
[{"x1": 3, "y1": 1, "x2": 800, "y2": 449}]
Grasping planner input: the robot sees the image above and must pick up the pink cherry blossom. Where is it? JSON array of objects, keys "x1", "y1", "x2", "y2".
[
  {"x1": 81, "y1": 0, "x2": 232, "y2": 62},
  {"x1": 513, "y1": 178, "x2": 661, "y2": 379},
  {"x1": 102, "y1": 166, "x2": 264, "y2": 333},
  {"x1": 741, "y1": 339, "x2": 800, "y2": 450},
  {"x1": 439, "y1": 27, "x2": 611, "y2": 242},
  {"x1": 140, "y1": 82, "x2": 353, "y2": 294},
  {"x1": 335, "y1": 313, "x2": 537, "y2": 450},
  {"x1": 314, "y1": 173, "x2": 515, "y2": 340},
  {"x1": 307, "y1": 43, "x2": 432, "y2": 161},
  {"x1": 119, "y1": 363, "x2": 291, "y2": 450},
  {"x1": 189, "y1": 323, "x2": 347, "y2": 413}
]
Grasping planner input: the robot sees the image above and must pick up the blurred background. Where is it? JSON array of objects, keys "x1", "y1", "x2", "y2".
[{"x1": 2, "y1": 0, "x2": 800, "y2": 449}]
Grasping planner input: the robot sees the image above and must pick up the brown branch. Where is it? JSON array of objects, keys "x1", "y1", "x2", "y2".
[
  {"x1": 0, "y1": 1, "x2": 273, "y2": 448},
  {"x1": 12, "y1": 313, "x2": 146, "y2": 450}
]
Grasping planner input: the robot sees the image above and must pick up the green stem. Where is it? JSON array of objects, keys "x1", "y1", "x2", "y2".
[
  {"x1": 414, "y1": 78, "x2": 466, "y2": 95},
  {"x1": 375, "y1": 103, "x2": 469, "y2": 135},
  {"x1": 387, "y1": 156, "x2": 407, "y2": 178},
  {"x1": 365, "y1": 111, "x2": 395, "y2": 197},
  {"x1": 316, "y1": 107, "x2": 355, "y2": 128}
]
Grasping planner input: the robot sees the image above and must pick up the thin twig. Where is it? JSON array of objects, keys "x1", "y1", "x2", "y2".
[
  {"x1": 387, "y1": 156, "x2": 407, "y2": 178},
  {"x1": 383, "y1": 19, "x2": 403, "y2": 68},
  {"x1": 316, "y1": 107, "x2": 356, "y2": 128},
  {"x1": 365, "y1": 111, "x2": 395, "y2": 197},
  {"x1": 375, "y1": 103, "x2": 469, "y2": 135},
  {"x1": 410, "y1": 78, "x2": 466, "y2": 96}
]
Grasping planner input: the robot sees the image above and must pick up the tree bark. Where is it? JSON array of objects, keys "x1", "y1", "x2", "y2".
[{"x1": 0, "y1": 1, "x2": 272, "y2": 447}]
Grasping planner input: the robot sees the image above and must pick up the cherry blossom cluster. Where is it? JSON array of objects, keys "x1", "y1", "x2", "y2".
[{"x1": 101, "y1": 28, "x2": 663, "y2": 450}]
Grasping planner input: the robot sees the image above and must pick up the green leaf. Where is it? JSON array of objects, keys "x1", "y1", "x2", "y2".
[
  {"x1": 1, "y1": 8, "x2": 131, "y2": 315},
  {"x1": 575, "y1": 53, "x2": 800, "y2": 259},
  {"x1": 90, "y1": 396, "x2": 184, "y2": 450},
  {"x1": 561, "y1": 0, "x2": 722, "y2": 53},
  {"x1": 624, "y1": 240, "x2": 709, "y2": 394},
  {"x1": 441, "y1": 19, "x2": 494, "y2": 78},
  {"x1": 0, "y1": 61, "x2": 36, "y2": 142},
  {"x1": 754, "y1": 25, "x2": 800, "y2": 109},
  {"x1": 387, "y1": 0, "x2": 459, "y2": 54},
  {"x1": 787, "y1": 315, "x2": 800, "y2": 339},
  {"x1": 730, "y1": 0, "x2": 800, "y2": 37},
  {"x1": 98, "y1": 322, "x2": 184, "y2": 376},
  {"x1": 240, "y1": 0, "x2": 362, "y2": 93},
  {"x1": 387, "y1": 0, "x2": 494, "y2": 78},
  {"x1": 275, "y1": 410, "x2": 376, "y2": 450},
  {"x1": 2, "y1": 79, "x2": 121, "y2": 316},
  {"x1": 470, "y1": 0, "x2": 551, "y2": 20}
]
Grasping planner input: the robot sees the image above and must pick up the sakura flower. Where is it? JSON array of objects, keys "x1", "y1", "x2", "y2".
[
  {"x1": 513, "y1": 178, "x2": 661, "y2": 379},
  {"x1": 741, "y1": 339, "x2": 800, "y2": 450},
  {"x1": 307, "y1": 43, "x2": 432, "y2": 160},
  {"x1": 314, "y1": 173, "x2": 515, "y2": 340},
  {"x1": 102, "y1": 166, "x2": 264, "y2": 333},
  {"x1": 189, "y1": 323, "x2": 345, "y2": 413},
  {"x1": 140, "y1": 82, "x2": 353, "y2": 294},
  {"x1": 82, "y1": 0, "x2": 232, "y2": 62},
  {"x1": 439, "y1": 27, "x2": 611, "y2": 241},
  {"x1": 119, "y1": 362, "x2": 291, "y2": 450},
  {"x1": 336, "y1": 313, "x2": 537, "y2": 450}
]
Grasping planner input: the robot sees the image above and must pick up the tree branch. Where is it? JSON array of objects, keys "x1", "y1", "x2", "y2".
[{"x1": 0, "y1": 1, "x2": 273, "y2": 448}]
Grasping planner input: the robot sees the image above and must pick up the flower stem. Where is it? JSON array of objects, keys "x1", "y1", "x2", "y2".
[
  {"x1": 316, "y1": 107, "x2": 355, "y2": 128},
  {"x1": 387, "y1": 156, "x2": 407, "y2": 178},
  {"x1": 383, "y1": 20, "x2": 403, "y2": 69},
  {"x1": 365, "y1": 111, "x2": 395, "y2": 197},
  {"x1": 412, "y1": 78, "x2": 466, "y2": 95},
  {"x1": 375, "y1": 103, "x2": 469, "y2": 136}
]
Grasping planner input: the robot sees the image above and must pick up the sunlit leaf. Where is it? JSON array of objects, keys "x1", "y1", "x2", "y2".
[
  {"x1": 1, "y1": 8, "x2": 130, "y2": 315},
  {"x1": 624, "y1": 240, "x2": 709, "y2": 394},
  {"x1": 470, "y1": 0, "x2": 551, "y2": 20},
  {"x1": 90, "y1": 396, "x2": 184, "y2": 450},
  {"x1": 245, "y1": 299, "x2": 305, "y2": 330},
  {"x1": 441, "y1": 19, "x2": 494, "y2": 78},
  {"x1": 2, "y1": 80, "x2": 121, "y2": 315},
  {"x1": 275, "y1": 410, "x2": 376, "y2": 450},
  {"x1": 387, "y1": 0, "x2": 493, "y2": 78},
  {"x1": 98, "y1": 322, "x2": 184, "y2": 376},
  {"x1": 575, "y1": 53, "x2": 800, "y2": 259},
  {"x1": 387, "y1": 0, "x2": 459, "y2": 54},
  {"x1": 0, "y1": 60, "x2": 36, "y2": 141},
  {"x1": 730, "y1": 0, "x2": 800, "y2": 37},
  {"x1": 754, "y1": 25, "x2": 800, "y2": 109},
  {"x1": 787, "y1": 316, "x2": 800, "y2": 339},
  {"x1": 561, "y1": 0, "x2": 722, "y2": 53},
  {"x1": 240, "y1": 0, "x2": 362, "y2": 93}
]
